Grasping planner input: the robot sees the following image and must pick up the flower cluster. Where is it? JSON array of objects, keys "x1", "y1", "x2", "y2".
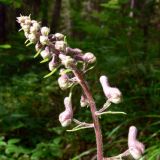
[
  {"x1": 17, "y1": 15, "x2": 123, "y2": 126},
  {"x1": 17, "y1": 15, "x2": 96, "y2": 67},
  {"x1": 17, "y1": 14, "x2": 97, "y2": 87},
  {"x1": 17, "y1": 14, "x2": 98, "y2": 126}
]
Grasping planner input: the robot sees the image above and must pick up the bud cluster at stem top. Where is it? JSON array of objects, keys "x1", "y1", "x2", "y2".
[
  {"x1": 17, "y1": 14, "x2": 97, "y2": 90},
  {"x1": 17, "y1": 15, "x2": 96, "y2": 69}
]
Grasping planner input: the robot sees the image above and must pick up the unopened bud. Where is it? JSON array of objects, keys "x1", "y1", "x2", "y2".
[
  {"x1": 64, "y1": 97, "x2": 72, "y2": 110},
  {"x1": 40, "y1": 47, "x2": 51, "y2": 59},
  {"x1": 80, "y1": 94, "x2": 88, "y2": 107},
  {"x1": 17, "y1": 15, "x2": 30, "y2": 24},
  {"x1": 40, "y1": 36, "x2": 49, "y2": 45},
  {"x1": 28, "y1": 33, "x2": 37, "y2": 43},
  {"x1": 60, "y1": 117, "x2": 72, "y2": 127},
  {"x1": 83, "y1": 52, "x2": 96, "y2": 64},
  {"x1": 58, "y1": 74, "x2": 70, "y2": 90},
  {"x1": 59, "y1": 54, "x2": 74, "y2": 68},
  {"x1": 128, "y1": 126, "x2": 145, "y2": 160},
  {"x1": 32, "y1": 21, "x2": 40, "y2": 31},
  {"x1": 55, "y1": 41, "x2": 66, "y2": 51},
  {"x1": 21, "y1": 24, "x2": 30, "y2": 32},
  {"x1": 48, "y1": 54, "x2": 58, "y2": 71},
  {"x1": 25, "y1": 19, "x2": 31, "y2": 25},
  {"x1": 99, "y1": 75, "x2": 122, "y2": 104},
  {"x1": 55, "y1": 33, "x2": 64, "y2": 40},
  {"x1": 41, "y1": 27, "x2": 50, "y2": 36},
  {"x1": 48, "y1": 34, "x2": 56, "y2": 41},
  {"x1": 59, "y1": 97, "x2": 73, "y2": 127},
  {"x1": 35, "y1": 42, "x2": 43, "y2": 52},
  {"x1": 59, "y1": 68, "x2": 65, "y2": 75},
  {"x1": 24, "y1": 32, "x2": 29, "y2": 39},
  {"x1": 66, "y1": 48, "x2": 83, "y2": 61},
  {"x1": 30, "y1": 26, "x2": 38, "y2": 33}
]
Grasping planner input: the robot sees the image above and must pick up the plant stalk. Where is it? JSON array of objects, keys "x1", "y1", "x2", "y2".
[{"x1": 72, "y1": 66, "x2": 103, "y2": 160}]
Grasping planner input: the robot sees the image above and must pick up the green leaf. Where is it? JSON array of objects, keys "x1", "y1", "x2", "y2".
[
  {"x1": 0, "y1": 136, "x2": 5, "y2": 141},
  {"x1": 40, "y1": 58, "x2": 49, "y2": 63},
  {"x1": 64, "y1": 36, "x2": 67, "y2": 44},
  {"x1": 43, "y1": 67, "x2": 59, "y2": 78},
  {"x1": 53, "y1": 137, "x2": 61, "y2": 145},
  {"x1": 61, "y1": 69, "x2": 72, "y2": 74},
  {"x1": 11, "y1": 113, "x2": 28, "y2": 118},
  {"x1": 101, "y1": 0, "x2": 120, "y2": 9},
  {"x1": 7, "y1": 139, "x2": 20, "y2": 145},
  {"x1": 26, "y1": 42, "x2": 33, "y2": 47},
  {"x1": 0, "y1": 141, "x2": 7, "y2": 146},
  {"x1": 34, "y1": 50, "x2": 42, "y2": 58},
  {"x1": 0, "y1": 44, "x2": 12, "y2": 49},
  {"x1": 71, "y1": 148, "x2": 96, "y2": 160}
]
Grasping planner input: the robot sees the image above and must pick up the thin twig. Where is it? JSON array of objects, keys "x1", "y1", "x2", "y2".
[
  {"x1": 103, "y1": 149, "x2": 130, "y2": 160},
  {"x1": 96, "y1": 100, "x2": 111, "y2": 113},
  {"x1": 96, "y1": 111, "x2": 127, "y2": 116}
]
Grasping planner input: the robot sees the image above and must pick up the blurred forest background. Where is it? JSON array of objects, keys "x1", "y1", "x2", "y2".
[{"x1": 0, "y1": 0, "x2": 160, "y2": 160}]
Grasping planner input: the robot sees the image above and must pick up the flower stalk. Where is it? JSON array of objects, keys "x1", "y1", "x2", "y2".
[
  {"x1": 71, "y1": 66, "x2": 103, "y2": 160},
  {"x1": 16, "y1": 14, "x2": 145, "y2": 160}
]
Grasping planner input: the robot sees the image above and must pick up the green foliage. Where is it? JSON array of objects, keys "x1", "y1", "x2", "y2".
[
  {"x1": 0, "y1": 44, "x2": 12, "y2": 49},
  {"x1": 31, "y1": 138, "x2": 63, "y2": 160},
  {"x1": 0, "y1": 0, "x2": 22, "y2": 8},
  {"x1": 101, "y1": 0, "x2": 120, "y2": 9},
  {"x1": 0, "y1": 137, "x2": 30, "y2": 160}
]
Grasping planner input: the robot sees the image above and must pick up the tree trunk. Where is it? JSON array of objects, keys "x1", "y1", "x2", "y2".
[
  {"x1": 0, "y1": 3, "x2": 6, "y2": 42},
  {"x1": 50, "y1": 0, "x2": 62, "y2": 33},
  {"x1": 41, "y1": 0, "x2": 48, "y2": 25}
]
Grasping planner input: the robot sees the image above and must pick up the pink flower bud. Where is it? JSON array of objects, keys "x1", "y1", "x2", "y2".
[
  {"x1": 73, "y1": 48, "x2": 82, "y2": 53},
  {"x1": 74, "y1": 54, "x2": 84, "y2": 61},
  {"x1": 66, "y1": 47, "x2": 83, "y2": 56},
  {"x1": 55, "y1": 41, "x2": 66, "y2": 51},
  {"x1": 58, "y1": 74, "x2": 70, "y2": 90},
  {"x1": 35, "y1": 43, "x2": 43, "y2": 52},
  {"x1": 40, "y1": 47, "x2": 51, "y2": 59},
  {"x1": 59, "y1": 54, "x2": 74, "y2": 68},
  {"x1": 17, "y1": 15, "x2": 30, "y2": 24},
  {"x1": 40, "y1": 36, "x2": 49, "y2": 45},
  {"x1": 32, "y1": 21, "x2": 40, "y2": 31},
  {"x1": 48, "y1": 54, "x2": 58, "y2": 71},
  {"x1": 99, "y1": 75, "x2": 122, "y2": 104},
  {"x1": 59, "y1": 97, "x2": 73, "y2": 127},
  {"x1": 41, "y1": 27, "x2": 50, "y2": 36},
  {"x1": 30, "y1": 26, "x2": 38, "y2": 33},
  {"x1": 80, "y1": 94, "x2": 88, "y2": 107},
  {"x1": 24, "y1": 32, "x2": 29, "y2": 39},
  {"x1": 21, "y1": 24, "x2": 30, "y2": 32},
  {"x1": 128, "y1": 126, "x2": 145, "y2": 160},
  {"x1": 28, "y1": 33, "x2": 37, "y2": 43},
  {"x1": 24, "y1": 19, "x2": 31, "y2": 25},
  {"x1": 83, "y1": 52, "x2": 96, "y2": 64},
  {"x1": 59, "y1": 68, "x2": 65, "y2": 75},
  {"x1": 48, "y1": 34, "x2": 56, "y2": 41},
  {"x1": 55, "y1": 33, "x2": 64, "y2": 40}
]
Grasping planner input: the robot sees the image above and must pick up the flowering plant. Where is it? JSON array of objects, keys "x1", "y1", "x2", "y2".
[{"x1": 17, "y1": 15, "x2": 144, "y2": 160}]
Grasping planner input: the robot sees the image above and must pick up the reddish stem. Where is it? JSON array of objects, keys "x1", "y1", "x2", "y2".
[{"x1": 72, "y1": 66, "x2": 103, "y2": 160}]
